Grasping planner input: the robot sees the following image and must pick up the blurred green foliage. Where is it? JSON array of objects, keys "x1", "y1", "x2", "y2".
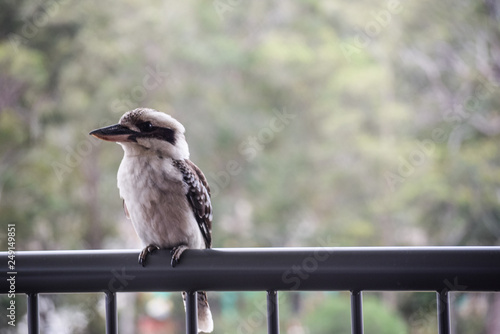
[{"x1": 1, "y1": 0, "x2": 500, "y2": 333}]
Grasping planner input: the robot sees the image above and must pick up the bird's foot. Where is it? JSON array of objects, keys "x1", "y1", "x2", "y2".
[
  {"x1": 171, "y1": 244, "x2": 189, "y2": 268},
  {"x1": 138, "y1": 244, "x2": 160, "y2": 267}
]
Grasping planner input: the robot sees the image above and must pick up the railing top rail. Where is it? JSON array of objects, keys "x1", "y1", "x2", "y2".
[{"x1": 2, "y1": 247, "x2": 500, "y2": 294}]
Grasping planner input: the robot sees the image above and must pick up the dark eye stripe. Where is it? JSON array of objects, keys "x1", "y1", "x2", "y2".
[
  {"x1": 129, "y1": 126, "x2": 176, "y2": 145},
  {"x1": 137, "y1": 121, "x2": 154, "y2": 132},
  {"x1": 152, "y1": 128, "x2": 176, "y2": 145}
]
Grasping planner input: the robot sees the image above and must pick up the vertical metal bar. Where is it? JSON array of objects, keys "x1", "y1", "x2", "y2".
[
  {"x1": 350, "y1": 290, "x2": 364, "y2": 334},
  {"x1": 437, "y1": 291, "x2": 451, "y2": 334},
  {"x1": 267, "y1": 290, "x2": 280, "y2": 334},
  {"x1": 185, "y1": 291, "x2": 198, "y2": 334},
  {"x1": 105, "y1": 292, "x2": 118, "y2": 334},
  {"x1": 27, "y1": 293, "x2": 39, "y2": 334}
]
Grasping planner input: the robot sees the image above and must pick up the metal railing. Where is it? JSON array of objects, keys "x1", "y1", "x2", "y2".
[{"x1": 2, "y1": 247, "x2": 500, "y2": 334}]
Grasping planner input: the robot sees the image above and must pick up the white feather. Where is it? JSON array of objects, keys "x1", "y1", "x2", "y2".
[{"x1": 117, "y1": 154, "x2": 204, "y2": 250}]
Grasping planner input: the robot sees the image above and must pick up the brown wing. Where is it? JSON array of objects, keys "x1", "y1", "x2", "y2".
[{"x1": 173, "y1": 159, "x2": 212, "y2": 248}]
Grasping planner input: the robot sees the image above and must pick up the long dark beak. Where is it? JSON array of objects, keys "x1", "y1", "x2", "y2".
[{"x1": 89, "y1": 124, "x2": 137, "y2": 142}]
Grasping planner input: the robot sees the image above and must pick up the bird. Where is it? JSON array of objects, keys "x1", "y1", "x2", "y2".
[{"x1": 89, "y1": 108, "x2": 213, "y2": 333}]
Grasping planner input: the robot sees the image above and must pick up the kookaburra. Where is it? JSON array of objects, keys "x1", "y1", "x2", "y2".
[{"x1": 90, "y1": 108, "x2": 213, "y2": 333}]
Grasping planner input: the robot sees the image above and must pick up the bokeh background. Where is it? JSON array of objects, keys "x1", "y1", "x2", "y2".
[{"x1": 1, "y1": 0, "x2": 500, "y2": 333}]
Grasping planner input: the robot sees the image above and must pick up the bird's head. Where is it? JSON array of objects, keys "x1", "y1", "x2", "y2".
[{"x1": 90, "y1": 108, "x2": 189, "y2": 159}]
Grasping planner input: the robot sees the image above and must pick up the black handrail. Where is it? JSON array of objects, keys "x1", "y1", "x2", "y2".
[{"x1": 2, "y1": 247, "x2": 500, "y2": 334}]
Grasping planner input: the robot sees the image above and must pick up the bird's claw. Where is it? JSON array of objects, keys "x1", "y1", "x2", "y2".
[
  {"x1": 170, "y1": 245, "x2": 189, "y2": 268},
  {"x1": 139, "y1": 244, "x2": 159, "y2": 267}
]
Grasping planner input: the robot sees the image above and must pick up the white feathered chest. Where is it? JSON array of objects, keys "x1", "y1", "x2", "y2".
[{"x1": 117, "y1": 154, "x2": 205, "y2": 250}]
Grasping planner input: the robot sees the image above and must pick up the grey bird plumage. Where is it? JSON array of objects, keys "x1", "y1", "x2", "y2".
[{"x1": 90, "y1": 108, "x2": 213, "y2": 333}]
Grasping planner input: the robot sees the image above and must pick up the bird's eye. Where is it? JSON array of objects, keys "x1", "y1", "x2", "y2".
[{"x1": 137, "y1": 122, "x2": 154, "y2": 132}]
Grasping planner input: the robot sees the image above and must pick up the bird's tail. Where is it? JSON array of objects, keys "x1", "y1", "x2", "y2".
[{"x1": 182, "y1": 291, "x2": 213, "y2": 333}]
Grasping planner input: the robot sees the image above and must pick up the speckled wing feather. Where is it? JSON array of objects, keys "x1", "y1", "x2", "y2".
[{"x1": 173, "y1": 159, "x2": 212, "y2": 248}]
